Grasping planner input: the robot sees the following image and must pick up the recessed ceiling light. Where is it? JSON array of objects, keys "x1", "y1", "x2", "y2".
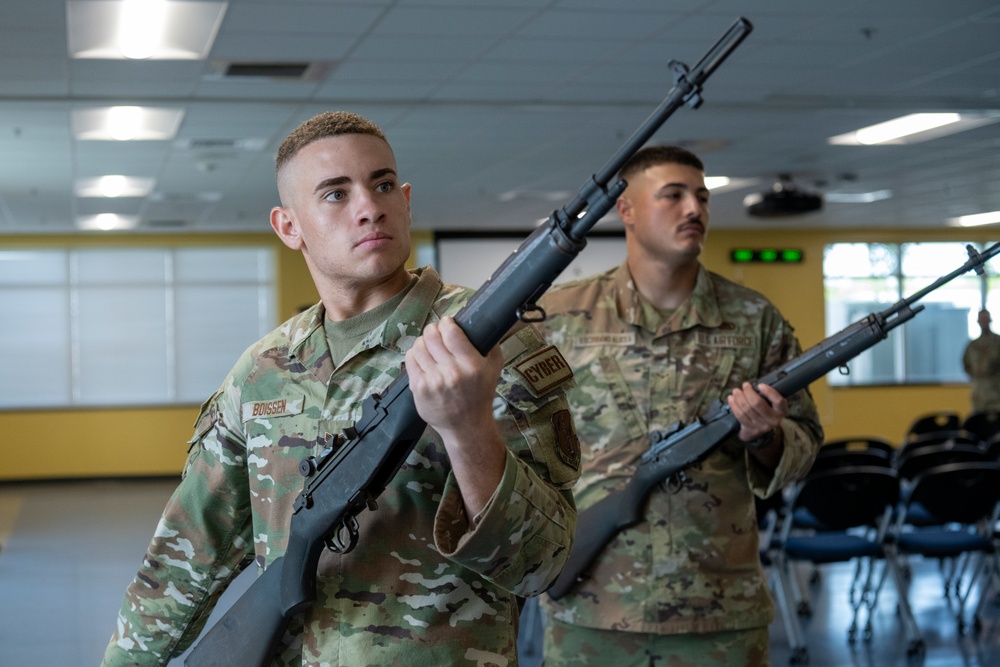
[
  {"x1": 828, "y1": 112, "x2": 1000, "y2": 145},
  {"x1": 705, "y1": 177, "x2": 758, "y2": 194},
  {"x1": 76, "y1": 176, "x2": 155, "y2": 198},
  {"x1": 948, "y1": 210, "x2": 1000, "y2": 227},
  {"x1": 67, "y1": 0, "x2": 227, "y2": 60},
  {"x1": 77, "y1": 214, "x2": 138, "y2": 231},
  {"x1": 824, "y1": 190, "x2": 893, "y2": 204},
  {"x1": 72, "y1": 106, "x2": 184, "y2": 141}
]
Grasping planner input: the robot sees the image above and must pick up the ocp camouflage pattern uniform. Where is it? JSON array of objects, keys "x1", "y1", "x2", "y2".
[
  {"x1": 963, "y1": 329, "x2": 1000, "y2": 412},
  {"x1": 101, "y1": 266, "x2": 580, "y2": 667},
  {"x1": 535, "y1": 263, "x2": 822, "y2": 646}
]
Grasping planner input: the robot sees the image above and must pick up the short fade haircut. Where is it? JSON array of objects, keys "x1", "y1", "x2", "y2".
[
  {"x1": 618, "y1": 145, "x2": 704, "y2": 182},
  {"x1": 275, "y1": 111, "x2": 387, "y2": 175}
]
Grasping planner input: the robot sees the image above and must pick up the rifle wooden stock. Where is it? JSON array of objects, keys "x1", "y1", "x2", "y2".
[
  {"x1": 184, "y1": 18, "x2": 755, "y2": 665},
  {"x1": 547, "y1": 241, "x2": 1000, "y2": 600}
]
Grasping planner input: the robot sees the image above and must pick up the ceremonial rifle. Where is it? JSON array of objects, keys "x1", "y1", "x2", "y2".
[
  {"x1": 547, "y1": 240, "x2": 1000, "y2": 600},
  {"x1": 184, "y1": 18, "x2": 753, "y2": 666}
]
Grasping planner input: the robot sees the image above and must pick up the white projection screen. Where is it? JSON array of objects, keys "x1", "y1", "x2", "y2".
[{"x1": 436, "y1": 234, "x2": 627, "y2": 292}]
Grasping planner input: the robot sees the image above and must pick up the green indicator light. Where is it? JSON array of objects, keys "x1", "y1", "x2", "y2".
[
  {"x1": 731, "y1": 249, "x2": 754, "y2": 263},
  {"x1": 781, "y1": 249, "x2": 803, "y2": 262},
  {"x1": 759, "y1": 249, "x2": 778, "y2": 262}
]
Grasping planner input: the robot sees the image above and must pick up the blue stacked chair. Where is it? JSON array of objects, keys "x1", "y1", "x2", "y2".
[
  {"x1": 962, "y1": 410, "x2": 1000, "y2": 444},
  {"x1": 771, "y1": 464, "x2": 900, "y2": 664},
  {"x1": 885, "y1": 461, "x2": 1000, "y2": 649}
]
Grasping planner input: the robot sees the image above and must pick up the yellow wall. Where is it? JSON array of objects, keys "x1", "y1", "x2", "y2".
[{"x1": 0, "y1": 227, "x2": 990, "y2": 480}]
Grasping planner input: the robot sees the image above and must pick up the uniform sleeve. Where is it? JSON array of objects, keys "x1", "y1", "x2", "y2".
[
  {"x1": 101, "y1": 390, "x2": 255, "y2": 666},
  {"x1": 747, "y1": 312, "x2": 824, "y2": 498},
  {"x1": 432, "y1": 325, "x2": 580, "y2": 597}
]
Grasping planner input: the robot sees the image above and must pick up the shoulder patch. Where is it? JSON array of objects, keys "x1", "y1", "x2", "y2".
[
  {"x1": 241, "y1": 395, "x2": 305, "y2": 422},
  {"x1": 552, "y1": 409, "x2": 581, "y2": 469},
  {"x1": 513, "y1": 344, "x2": 574, "y2": 396}
]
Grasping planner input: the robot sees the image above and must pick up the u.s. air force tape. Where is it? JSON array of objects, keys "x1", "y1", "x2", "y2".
[{"x1": 512, "y1": 344, "x2": 574, "y2": 397}]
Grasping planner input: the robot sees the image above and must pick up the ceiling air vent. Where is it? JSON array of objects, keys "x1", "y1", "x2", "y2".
[
  {"x1": 175, "y1": 138, "x2": 266, "y2": 152},
  {"x1": 144, "y1": 219, "x2": 190, "y2": 229},
  {"x1": 225, "y1": 62, "x2": 310, "y2": 78},
  {"x1": 205, "y1": 60, "x2": 332, "y2": 81}
]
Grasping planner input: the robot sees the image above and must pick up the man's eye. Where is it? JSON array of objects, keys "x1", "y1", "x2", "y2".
[
  {"x1": 325, "y1": 190, "x2": 345, "y2": 201},
  {"x1": 376, "y1": 181, "x2": 393, "y2": 193}
]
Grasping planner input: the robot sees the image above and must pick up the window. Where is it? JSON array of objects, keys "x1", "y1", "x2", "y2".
[
  {"x1": 0, "y1": 247, "x2": 275, "y2": 408},
  {"x1": 823, "y1": 242, "x2": 999, "y2": 386}
]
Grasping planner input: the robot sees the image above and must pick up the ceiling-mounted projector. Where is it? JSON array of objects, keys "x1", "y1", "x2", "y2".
[{"x1": 744, "y1": 174, "x2": 823, "y2": 218}]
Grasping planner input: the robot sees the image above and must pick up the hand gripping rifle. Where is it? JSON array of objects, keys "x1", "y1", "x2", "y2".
[
  {"x1": 184, "y1": 18, "x2": 754, "y2": 667},
  {"x1": 547, "y1": 241, "x2": 1000, "y2": 600}
]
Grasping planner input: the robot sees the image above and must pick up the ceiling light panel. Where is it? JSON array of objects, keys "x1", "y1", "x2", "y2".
[
  {"x1": 828, "y1": 113, "x2": 1000, "y2": 145},
  {"x1": 77, "y1": 213, "x2": 138, "y2": 231},
  {"x1": 948, "y1": 210, "x2": 1000, "y2": 227},
  {"x1": 72, "y1": 106, "x2": 185, "y2": 140},
  {"x1": 67, "y1": 0, "x2": 227, "y2": 60},
  {"x1": 75, "y1": 175, "x2": 155, "y2": 197}
]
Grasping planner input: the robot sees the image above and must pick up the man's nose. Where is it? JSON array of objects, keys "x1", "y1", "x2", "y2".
[{"x1": 353, "y1": 189, "x2": 384, "y2": 224}]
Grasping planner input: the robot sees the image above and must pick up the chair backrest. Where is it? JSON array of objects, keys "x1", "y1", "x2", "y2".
[
  {"x1": 792, "y1": 465, "x2": 900, "y2": 531},
  {"x1": 905, "y1": 462, "x2": 1000, "y2": 525},
  {"x1": 986, "y1": 432, "x2": 1000, "y2": 462},
  {"x1": 810, "y1": 446, "x2": 892, "y2": 474},
  {"x1": 821, "y1": 436, "x2": 895, "y2": 456},
  {"x1": 902, "y1": 428, "x2": 976, "y2": 449},
  {"x1": 961, "y1": 410, "x2": 1000, "y2": 442},
  {"x1": 904, "y1": 411, "x2": 961, "y2": 440},
  {"x1": 895, "y1": 442, "x2": 989, "y2": 482}
]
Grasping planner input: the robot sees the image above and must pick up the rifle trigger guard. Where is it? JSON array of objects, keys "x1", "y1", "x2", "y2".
[
  {"x1": 660, "y1": 471, "x2": 685, "y2": 495},
  {"x1": 326, "y1": 514, "x2": 361, "y2": 554},
  {"x1": 517, "y1": 303, "x2": 547, "y2": 323}
]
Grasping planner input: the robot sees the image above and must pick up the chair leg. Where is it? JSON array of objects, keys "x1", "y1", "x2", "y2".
[
  {"x1": 771, "y1": 551, "x2": 809, "y2": 665},
  {"x1": 955, "y1": 552, "x2": 989, "y2": 634},
  {"x1": 861, "y1": 557, "x2": 892, "y2": 642},
  {"x1": 847, "y1": 557, "x2": 873, "y2": 643},
  {"x1": 786, "y1": 560, "x2": 812, "y2": 617},
  {"x1": 884, "y1": 545, "x2": 926, "y2": 657},
  {"x1": 972, "y1": 553, "x2": 1000, "y2": 633}
]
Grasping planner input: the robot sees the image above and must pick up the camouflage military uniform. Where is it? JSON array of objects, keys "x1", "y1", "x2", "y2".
[
  {"x1": 535, "y1": 263, "x2": 821, "y2": 643},
  {"x1": 102, "y1": 266, "x2": 580, "y2": 667},
  {"x1": 963, "y1": 330, "x2": 1000, "y2": 412}
]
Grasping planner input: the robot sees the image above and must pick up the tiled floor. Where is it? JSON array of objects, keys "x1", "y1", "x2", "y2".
[{"x1": 1, "y1": 478, "x2": 997, "y2": 666}]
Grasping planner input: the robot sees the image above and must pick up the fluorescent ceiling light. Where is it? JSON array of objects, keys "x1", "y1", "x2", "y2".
[
  {"x1": 118, "y1": 0, "x2": 168, "y2": 59},
  {"x1": 76, "y1": 175, "x2": 156, "y2": 198},
  {"x1": 705, "y1": 177, "x2": 758, "y2": 194},
  {"x1": 77, "y1": 214, "x2": 139, "y2": 231},
  {"x1": 824, "y1": 190, "x2": 893, "y2": 204},
  {"x1": 72, "y1": 106, "x2": 184, "y2": 141},
  {"x1": 829, "y1": 113, "x2": 1000, "y2": 145},
  {"x1": 948, "y1": 210, "x2": 1000, "y2": 227},
  {"x1": 67, "y1": 1, "x2": 227, "y2": 60}
]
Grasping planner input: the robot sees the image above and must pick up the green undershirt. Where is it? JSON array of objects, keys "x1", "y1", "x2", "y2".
[{"x1": 324, "y1": 279, "x2": 415, "y2": 367}]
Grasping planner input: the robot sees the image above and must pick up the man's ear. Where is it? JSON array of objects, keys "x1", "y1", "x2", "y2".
[
  {"x1": 616, "y1": 194, "x2": 633, "y2": 228},
  {"x1": 401, "y1": 182, "x2": 412, "y2": 218},
  {"x1": 270, "y1": 206, "x2": 303, "y2": 250}
]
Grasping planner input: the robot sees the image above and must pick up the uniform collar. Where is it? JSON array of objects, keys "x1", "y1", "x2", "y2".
[
  {"x1": 611, "y1": 261, "x2": 724, "y2": 335},
  {"x1": 288, "y1": 266, "x2": 443, "y2": 385}
]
